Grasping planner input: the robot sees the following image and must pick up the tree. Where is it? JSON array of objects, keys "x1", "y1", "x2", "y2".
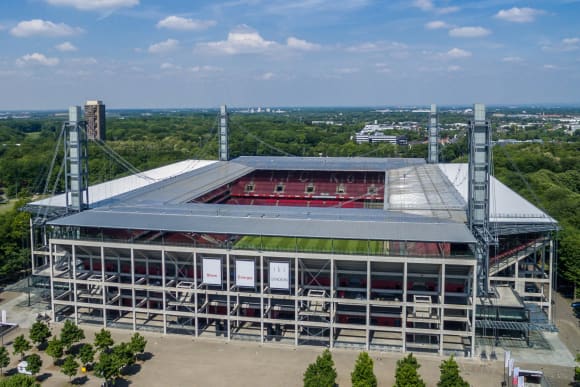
[
  {"x1": 351, "y1": 352, "x2": 377, "y2": 387},
  {"x1": 112, "y1": 342, "x2": 134, "y2": 369},
  {"x1": 60, "y1": 320, "x2": 85, "y2": 352},
  {"x1": 394, "y1": 353, "x2": 425, "y2": 387},
  {"x1": 25, "y1": 353, "x2": 42, "y2": 376},
  {"x1": 29, "y1": 321, "x2": 51, "y2": 348},
  {"x1": 0, "y1": 346, "x2": 9, "y2": 376},
  {"x1": 79, "y1": 343, "x2": 95, "y2": 367},
  {"x1": 438, "y1": 356, "x2": 469, "y2": 387},
  {"x1": 12, "y1": 335, "x2": 31, "y2": 360},
  {"x1": 303, "y1": 349, "x2": 337, "y2": 387},
  {"x1": 129, "y1": 332, "x2": 147, "y2": 361},
  {"x1": 94, "y1": 351, "x2": 123, "y2": 387},
  {"x1": 94, "y1": 328, "x2": 114, "y2": 352},
  {"x1": 46, "y1": 337, "x2": 64, "y2": 365},
  {"x1": 61, "y1": 355, "x2": 79, "y2": 384},
  {"x1": 0, "y1": 373, "x2": 39, "y2": 387}
]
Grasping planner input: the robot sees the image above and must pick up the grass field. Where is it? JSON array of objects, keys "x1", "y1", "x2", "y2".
[
  {"x1": 234, "y1": 236, "x2": 386, "y2": 255},
  {"x1": 0, "y1": 198, "x2": 17, "y2": 214}
]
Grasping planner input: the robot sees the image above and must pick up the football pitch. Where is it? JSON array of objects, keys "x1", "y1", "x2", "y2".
[{"x1": 234, "y1": 236, "x2": 386, "y2": 255}]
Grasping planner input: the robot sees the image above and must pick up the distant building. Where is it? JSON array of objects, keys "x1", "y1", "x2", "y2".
[
  {"x1": 84, "y1": 100, "x2": 106, "y2": 141},
  {"x1": 68, "y1": 106, "x2": 82, "y2": 124}
]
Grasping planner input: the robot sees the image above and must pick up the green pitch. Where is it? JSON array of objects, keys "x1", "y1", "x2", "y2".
[{"x1": 234, "y1": 236, "x2": 386, "y2": 255}]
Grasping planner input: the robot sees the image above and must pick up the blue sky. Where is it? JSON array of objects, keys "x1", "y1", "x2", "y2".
[{"x1": 0, "y1": 0, "x2": 579, "y2": 109}]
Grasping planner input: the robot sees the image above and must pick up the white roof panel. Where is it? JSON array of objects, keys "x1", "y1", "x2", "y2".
[
  {"x1": 437, "y1": 163, "x2": 555, "y2": 224},
  {"x1": 31, "y1": 159, "x2": 216, "y2": 209}
]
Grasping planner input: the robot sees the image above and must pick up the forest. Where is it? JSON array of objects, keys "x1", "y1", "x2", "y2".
[{"x1": 0, "y1": 110, "x2": 578, "y2": 291}]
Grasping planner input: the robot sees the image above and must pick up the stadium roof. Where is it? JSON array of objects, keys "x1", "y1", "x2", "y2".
[{"x1": 34, "y1": 156, "x2": 556, "y2": 242}]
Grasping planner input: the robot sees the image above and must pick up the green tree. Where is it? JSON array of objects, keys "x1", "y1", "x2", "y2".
[
  {"x1": 438, "y1": 356, "x2": 469, "y2": 387},
  {"x1": 45, "y1": 337, "x2": 64, "y2": 364},
  {"x1": 351, "y1": 352, "x2": 377, "y2": 387},
  {"x1": 128, "y1": 332, "x2": 147, "y2": 361},
  {"x1": 303, "y1": 349, "x2": 337, "y2": 387},
  {"x1": 0, "y1": 373, "x2": 39, "y2": 387},
  {"x1": 94, "y1": 351, "x2": 123, "y2": 387},
  {"x1": 79, "y1": 343, "x2": 95, "y2": 367},
  {"x1": 0, "y1": 346, "x2": 9, "y2": 376},
  {"x1": 94, "y1": 328, "x2": 114, "y2": 352},
  {"x1": 25, "y1": 353, "x2": 42, "y2": 376},
  {"x1": 60, "y1": 320, "x2": 85, "y2": 352},
  {"x1": 61, "y1": 355, "x2": 79, "y2": 384},
  {"x1": 394, "y1": 353, "x2": 425, "y2": 387},
  {"x1": 112, "y1": 342, "x2": 134, "y2": 368},
  {"x1": 29, "y1": 321, "x2": 51, "y2": 348},
  {"x1": 12, "y1": 335, "x2": 31, "y2": 360}
]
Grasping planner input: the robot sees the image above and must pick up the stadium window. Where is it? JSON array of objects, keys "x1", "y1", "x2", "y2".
[
  {"x1": 368, "y1": 185, "x2": 377, "y2": 195},
  {"x1": 337, "y1": 184, "x2": 346, "y2": 194},
  {"x1": 275, "y1": 183, "x2": 285, "y2": 193},
  {"x1": 305, "y1": 183, "x2": 315, "y2": 194},
  {"x1": 245, "y1": 183, "x2": 255, "y2": 193}
]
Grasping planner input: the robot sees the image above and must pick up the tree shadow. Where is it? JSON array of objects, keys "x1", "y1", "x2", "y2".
[
  {"x1": 36, "y1": 372, "x2": 52, "y2": 382},
  {"x1": 121, "y1": 363, "x2": 141, "y2": 377},
  {"x1": 37, "y1": 341, "x2": 49, "y2": 351},
  {"x1": 4, "y1": 368, "x2": 17, "y2": 376},
  {"x1": 72, "y1": 375, "x2": 89, "y2": 385},
  {"x1": 138, "y1": 352, "x2": 154, "y2": 362},
  {"x1": 113, "y1": 377, "x2": 133, "y2": 386}
]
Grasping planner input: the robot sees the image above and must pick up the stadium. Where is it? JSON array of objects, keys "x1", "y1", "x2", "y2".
[{"x1": 25, "y1": 105, "x2": 558, "y2": 357}]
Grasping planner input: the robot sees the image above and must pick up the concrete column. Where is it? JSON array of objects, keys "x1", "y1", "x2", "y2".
[
  {"x1": 131, "y1": 248, "x2": 136, "y2": 331},
  {"x1": 49, "y1": 242, "x2": 55, "y2": 321},
  {"x1": 402, "y1": 261, "x2": 408, "y2": 352},
  {"x1": 548, "y1": 239, "x2": 554, "y2": 322},
  {"x1": 260, "y1": 255, "x2": 264, "y2": 345},
  {"x1": 471, "y1": 264, "x2": 477, "y2": 358},
  {"x1": 439, "y1": 264, "x2": 446, "y2": 355},
  {"x1": 330, "y1": 256, "x2": 334, "y2": 349},
  {"x1": 193, "y1": 251, "x2": 198, "y2": 338},
  {"x1": 72, "y1": 245, "x2": 78, "y2": 324},
  {"x1": 366, "y1": 258, "x2": 371, "y2": 351},
  {"x1": 226, "y1": 253, "x2": 231, "y2": 341},
  {"x1": 162, "y1": 249, "x2": 167, "y2": 335},
  {"x1": 101, "y1": 245, "x2": 106, "y2": 328},
  {"x1": 294, "y1": 257, "x2": 299, "y2": 347}
]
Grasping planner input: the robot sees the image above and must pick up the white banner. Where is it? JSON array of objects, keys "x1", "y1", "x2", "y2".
[
  {"x1": 202, "y1": 258, "x2": 222, "y2": 286},
  {"x1": 517, "y1": 376, "x2": 524, "y2": 387},
  {"x1": 236, "y1": 260, "x2": 255, "y2": 287},
  {"x1": 269, "y1": 261, "x2": 290, "y2": 290},
  {"x1": 504, "y1": 351, "x2": 511, "y2": 368},
  {"x1": 508, "y1": 359, "x2": 514, "y2": 376}
]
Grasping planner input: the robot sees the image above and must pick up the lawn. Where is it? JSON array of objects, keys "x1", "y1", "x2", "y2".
[{"x1": 234, "y1": 236, "x2": 386, "y2": 255}]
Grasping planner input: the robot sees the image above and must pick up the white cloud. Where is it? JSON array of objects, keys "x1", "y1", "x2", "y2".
[
  {"x1": 148, "y1": 39, "x2": 179, "y2": 54},
  {"x1": 198, "y1": 26, "x2": 278, "y2": 55},
  {"x1": 444, "y1": 48, "x2": 472, "y2": 58},
  {"x1": 45, "y1": 0, "x2": 139, "y2": 11},
  {"x1": 543, "y1": 64, "x2": 557, "y2": 70},
  {"x1": 55, "y1": 41, "x2": 77, "y2": 52},
  {"x1": 189, "y1": 65, "x2": 222, "y2": 73},
  {"x1": 449, "y1": 27, "x2": 491, "y2": 38},
  {"x1": 562, "y1": 37, "x2": 580, "y2": 45},
  {"x1": 345, "y1": 41, "x2": 407, "y2": 53},
  {"x1": 542, "y1": 37, "x2": 580, "y2": 52},
  {"x1": 502, "y1": 56, "x2": 523, "y2": 63},
  {"x1": 287, "y1": 37, "x2": 320, "y2": 51},
  {"x1": 0, "y1": 24, "x2": 6, "y2": 31},
  {"x1": 375, "y1": 63, "x2": 391, "y2": 73},
  {"x1": 11, "y1": 19, "x2": 83, "y2": 37},
  {"x1": 425, "y1": 20, "x2": 451, "y2": 30},
  {"x1": 413, "y1": 0, "x2": 433, "y2": 11},
  {"x1": 495, "y1": 7, "x2": 544, "y2": 23},
  {"x1": 335, "y1": 67, "x2": 359, "y2": 74},
  {"x1": 447, "y1": 65, "x2": 461, "y2": 72},
  {"x1": 71, "y1": 57, "x2": 97, "y2": 65},
  {"x1": 257, "y1": 72, "x2": 275, "y2": 80},
  {"x1": 156, "y1": 16, "x2": 216, "y2": 31},
  {"x1": 16, "y1": 53, "x2": 60, "y2": 66},
  {"x1": 160, "y1": 62, "x2": 181, "y2": 70},
  {"x1": 437, "y1": 6, "x2": 459, "y2": 14},
  {"x1": 413, "y1": 0, "x2": 458, "y2": 14}
]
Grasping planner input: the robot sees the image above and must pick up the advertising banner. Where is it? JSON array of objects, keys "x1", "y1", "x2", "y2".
[
  {"x1": 236, "y1": 260, "x2": 255, "y2": 287},
  {"x1": 269, "y1": 261, "x2": 290, "y2": 290},
  {"x1": 202, "y1": 258, "x2": 222, "y2": 286}
]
